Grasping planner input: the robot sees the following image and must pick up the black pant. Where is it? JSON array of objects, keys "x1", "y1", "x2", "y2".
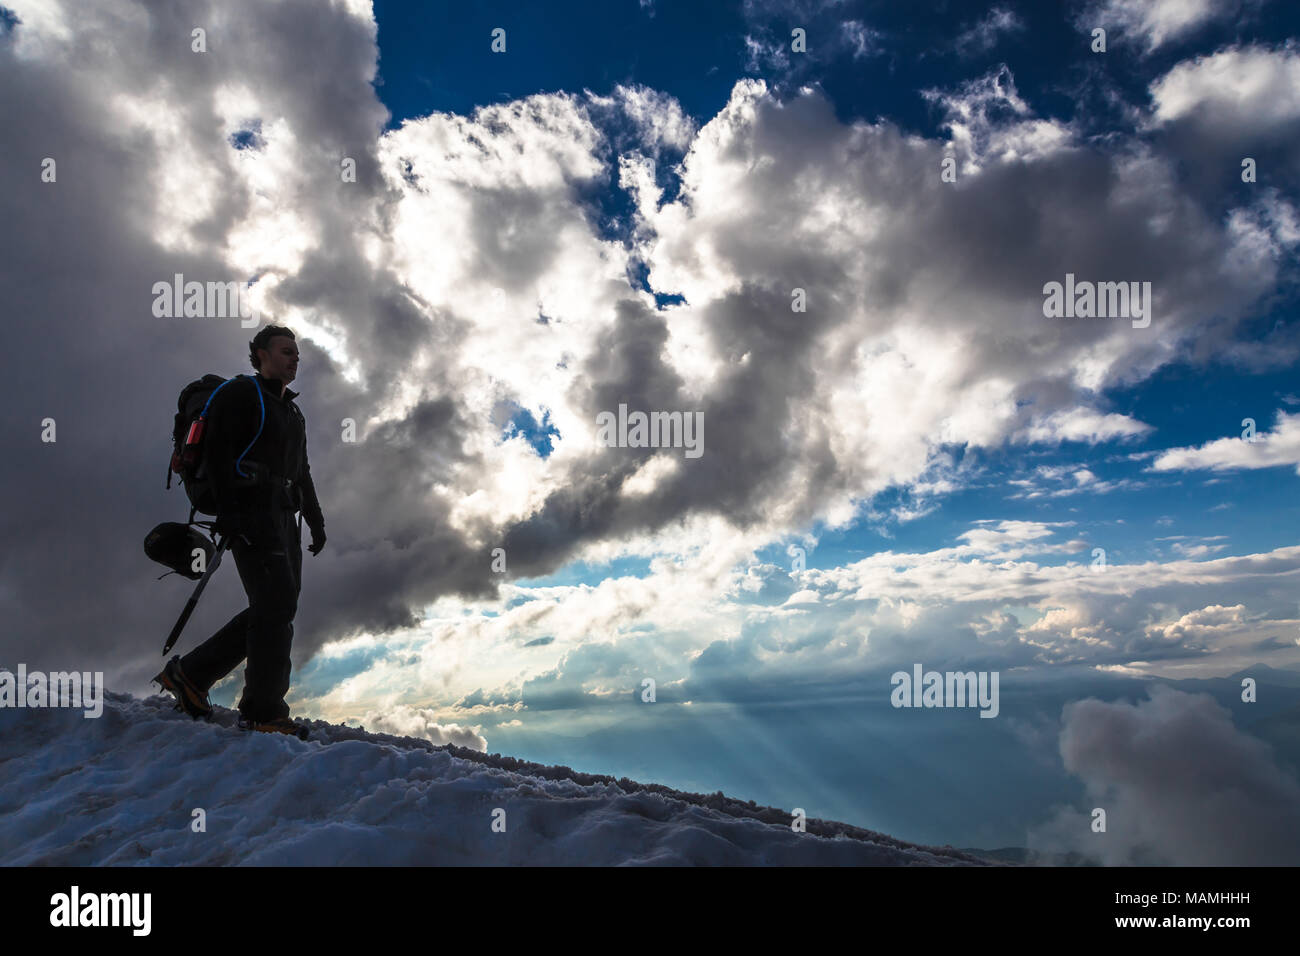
[{"x1": 181, "y1": 509, "x2": 302, "y2": 721}]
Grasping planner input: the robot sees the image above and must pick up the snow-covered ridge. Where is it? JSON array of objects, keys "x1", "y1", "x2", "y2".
[{"x1": 0, "y1": 691, "x2": 996, "y2": 866}]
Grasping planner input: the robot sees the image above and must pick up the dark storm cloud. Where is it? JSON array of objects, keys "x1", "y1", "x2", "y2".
[
  {"x1": 0, "y1": 0, "x2": 409, "y2": 689},
  {"x1": 500, "y1": 298, "x2": 688, "y2": 574}
]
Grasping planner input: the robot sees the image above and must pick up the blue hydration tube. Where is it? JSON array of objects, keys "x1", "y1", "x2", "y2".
[{"x1": 200, "y1": 374, "x2": 265, "y2": 478}]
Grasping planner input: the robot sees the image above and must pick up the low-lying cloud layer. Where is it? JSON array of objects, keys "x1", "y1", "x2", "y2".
[{"x1": 1030, "y1": 684, "x2": 1300, "y2": 865}]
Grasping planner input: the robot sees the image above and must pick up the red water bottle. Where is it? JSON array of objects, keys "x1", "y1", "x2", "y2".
[{"x1": 180, "y1": 418, "x2": 205, "y2": 468}]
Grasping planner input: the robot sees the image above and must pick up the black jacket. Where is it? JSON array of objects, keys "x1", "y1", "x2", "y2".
[{"x1": 202, "y1": 372, "x2": 325, "y2": 535}]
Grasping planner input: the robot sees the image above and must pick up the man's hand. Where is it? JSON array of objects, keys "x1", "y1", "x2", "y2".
[{"x1": 308, "y1": 525, "x2": 327, "y2": 556}]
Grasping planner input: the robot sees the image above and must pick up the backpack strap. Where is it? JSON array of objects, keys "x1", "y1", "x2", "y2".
[{"x1": 234, "y1": 374, "x2": 265, "y2": 478}]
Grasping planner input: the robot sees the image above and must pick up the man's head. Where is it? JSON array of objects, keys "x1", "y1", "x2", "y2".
[{"x1": 249, "y1": 325, "x2": 298, "y2": 384}]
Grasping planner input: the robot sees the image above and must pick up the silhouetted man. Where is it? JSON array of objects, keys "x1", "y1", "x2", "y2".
[{"x1": 154, "y1": 325, "x2": 326, "y2": 736}]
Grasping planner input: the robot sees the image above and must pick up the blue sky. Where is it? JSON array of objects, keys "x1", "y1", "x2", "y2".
[{"x1": 4, "y1": 0, "x2": 1300, "y2": 862}]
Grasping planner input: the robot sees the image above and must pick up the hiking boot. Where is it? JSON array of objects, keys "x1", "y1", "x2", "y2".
[
  {"x1": 153, "y1": 655, "x2": 213, "y2": 719},
  {"x1": 237, "y1": 714, "x2": 309, "y2": 740}
]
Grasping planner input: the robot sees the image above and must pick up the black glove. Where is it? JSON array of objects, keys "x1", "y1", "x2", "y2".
[{"x1": 307, "y1": 525, "x2": 327, "y2": 556}]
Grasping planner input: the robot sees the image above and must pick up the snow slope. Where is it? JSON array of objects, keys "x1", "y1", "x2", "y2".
[{"x1": 0, "y1": 691, "x2": 994, "y2": 866}]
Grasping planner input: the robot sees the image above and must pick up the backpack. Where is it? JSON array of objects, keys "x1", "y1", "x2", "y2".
[{"x1": 166, "y1": 373, "x2": 265, "y2": 517}]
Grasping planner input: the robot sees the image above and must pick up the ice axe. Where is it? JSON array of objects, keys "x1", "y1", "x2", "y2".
[{"x1": 161, "y1": 531, "x2": 230, "y2": 656}]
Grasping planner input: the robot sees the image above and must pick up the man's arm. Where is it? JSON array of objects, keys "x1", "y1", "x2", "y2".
[
  {"x1": 300, "y1": 458, "x2": 325, "y2": 532},
  {"x1": 299, "y1": 429, "x2": 326, "y2": 554}
]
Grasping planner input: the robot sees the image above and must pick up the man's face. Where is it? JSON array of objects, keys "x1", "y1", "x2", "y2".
[{"x1": 258, "y1": 335, "x2": 299, "y2": 383}]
